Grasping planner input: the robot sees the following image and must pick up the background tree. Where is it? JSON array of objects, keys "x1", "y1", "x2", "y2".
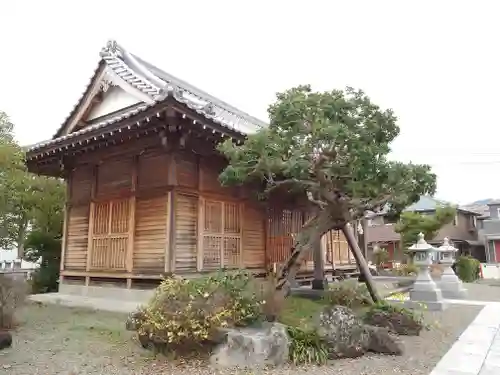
[
  {"x1": 394, "y1": 205, "x2": 457, "y2": 249},
  {"x1": 0, "y1": 110, "x2": 64, "y2": 292},
  {"x1": 218, "y1": 86, "x2": 437, "y2": 301}
]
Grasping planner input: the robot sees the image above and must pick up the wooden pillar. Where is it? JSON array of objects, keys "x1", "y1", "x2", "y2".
[
  {"x1": 59, "y1": 172, "x2": 72, "y2": 283},
  {"x1": 197, "y1": 196, "x2": 204, "y2": 271},
  {"x1": 85, "y1": 165, "x2": 97, "y2": 286},
  {"x1": 196, "y1": 154, "x2": 203, "y2": 271},
  {"x1": 166, "y1": 150, "x2": 177, "y2": 273},
  {"x1": 165, "y1": 190, "x2": 172, "y2": 272},
  {"x1": 239, "y1": 202, "x2": 244, "y2": 268},
  {"x1": 126, "y1": 156, "x2": 138, "y2": 289},
  {"x1": 165, "y1": 190, "x2": 176, "y2": 272}
]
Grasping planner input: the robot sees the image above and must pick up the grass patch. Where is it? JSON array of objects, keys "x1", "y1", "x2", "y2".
[{"x1": 279, "y1": 296, "x2": 327, "y2": 329}]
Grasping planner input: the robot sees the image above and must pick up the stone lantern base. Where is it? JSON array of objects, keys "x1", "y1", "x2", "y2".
[
  {"x1": 438, "y1": 271, "x2": 468, "y2": 300},
  {"x1": 408, "y1": 274, "x2": 448, "y2": 311}
]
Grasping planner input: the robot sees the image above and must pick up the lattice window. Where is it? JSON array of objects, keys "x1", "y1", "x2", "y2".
[
  {"x1": 201, "y1": 200, "x2": 242, "y2": 270},
  {"x1": 266, "y1": 209, "x2": 304, "y2": 263},
  {"x1": 90, "y1": 198, "x2": 130, "y2": 270},
  {"x1": 324, "y1": 229, "x2": 353, "y2": 264}
]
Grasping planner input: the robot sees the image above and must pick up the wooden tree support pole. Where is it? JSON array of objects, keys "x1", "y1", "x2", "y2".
[
  {"x1": 342, "y1": 223, "x2": 381, "y2": 303},
  {"x1": 312, "y1": 238, "x2": 326, "y2": 290}
]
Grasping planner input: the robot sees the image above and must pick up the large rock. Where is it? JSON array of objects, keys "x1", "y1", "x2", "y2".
[
  {"x1": 365, "y1": 325, "x2": 404, "y2": 355},
  {"x1": 317, "y1": 305, "x2": 370, "y2": 359},
  {"x1": 0, "y1": 331, "x2": 12, "y2": 350},
  {"x1": 210, "y1": 322, "x2": 289, "y2": 369},
  {"x1": 317, "y1": 306, "x2": 405, "y2": 358},
  {"x1": 364, "y1": 308, "x2": 423, "y2": 336}
]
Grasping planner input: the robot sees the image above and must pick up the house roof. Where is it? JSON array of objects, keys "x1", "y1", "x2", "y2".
[
  {"x1": 27, "y1": 40, "x2": 267, "y2": 153},
  {"x1": 403, "y1": 195, "x2": 480, "y2": 215},
  {"x1": 366, "y1": 224, "x2": 400, "y2": 243}
]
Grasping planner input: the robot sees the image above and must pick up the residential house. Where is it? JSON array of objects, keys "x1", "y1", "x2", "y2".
[
  {"x1": 467, "y1": 199, "x2": 500, "y2": 263},
  {"x1": 366, "y1": 196, "x2": 484, "y2": 263}
]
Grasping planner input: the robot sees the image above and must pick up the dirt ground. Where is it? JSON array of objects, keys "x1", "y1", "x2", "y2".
[{"x1": 0, "y1": 296, "x2": 482, "y2": 375}]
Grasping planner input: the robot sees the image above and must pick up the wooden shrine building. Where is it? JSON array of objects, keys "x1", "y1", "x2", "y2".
[{"x1": 26, "y1": 41, "x2": 355, "y2": 297}]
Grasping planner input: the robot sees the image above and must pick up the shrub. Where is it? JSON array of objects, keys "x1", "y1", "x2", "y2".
[
  {"x1": 324, "y1": 279, "x2": 371, "y2": 309},
  {"x1": 454, "y1": 255, "x2": 480, "y2": 282},
  {"x1": 393, "y1": 263, "x2": 418, "y2": 276},
  {"x1": 132, "y1": 270, "x2": 262, "y2": 349},
  {"x1": 0, "y1": 274, "x2": 27, "y2": 329},
  {"x1": 24, "y1": 231, "x2": 61, "y2": 294},
  {"x1": 259, "y1": 270, "x2": 286, "y2": 322},
  {"x1": 373, "y1": 248, "x2": 389, "y2": 269},
  {"x1": 287, "y1": 326, "x2": 329, "y2": 365}
]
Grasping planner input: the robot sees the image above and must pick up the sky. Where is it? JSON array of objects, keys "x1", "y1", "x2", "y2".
[{"x1": 0, "y1": 1, "x2": 499, "y2": 205}]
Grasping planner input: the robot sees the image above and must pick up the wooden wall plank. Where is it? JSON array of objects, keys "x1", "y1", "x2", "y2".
[
  {"x1": 242, "y1": 204, "x2": 266, "y2": 269},
  {"x1": 70, "y1": 165, "x2": 93, "y2": 205},
  {"x1": 174, "y1": 193, "x2": 198, "y2": 272},
  {"x1": 133, "y1": 195, "x2": 168, "y2": 273},
  {"x1": 96, "y1": 157, "x2": 133, "y2": 198},
  {"x1": 137, "y1": 151, "x2": 169, "y2": 191},
  {"x1": 64, "y1": 204, "x2": 90, "y2": 271},
  {"x1": 176, "y1": 151, "x2": 197, "y2": 188}
]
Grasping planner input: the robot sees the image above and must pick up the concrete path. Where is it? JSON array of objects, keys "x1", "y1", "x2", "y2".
[{"x1": 430, "y1": 302, "x2": 500, "y2": 375}]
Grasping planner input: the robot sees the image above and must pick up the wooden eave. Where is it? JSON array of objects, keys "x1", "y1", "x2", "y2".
[
  {"x1": 26, "y1": 100, "x2": 248, "y2": 176},
  {"x1": 26, "y1": 39, "x2": 268, "y2": 177}
]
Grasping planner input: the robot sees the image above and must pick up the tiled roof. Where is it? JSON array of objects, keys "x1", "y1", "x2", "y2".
[
  {"x1": 404, "y1": 196, "x2": 448, "y2": 211},
  {"x1": 27, "y1": 40, "x2": 267, "y2": 153},
  {"x1": 404, "y1": 195, "x2": 480, "y2": 215}
]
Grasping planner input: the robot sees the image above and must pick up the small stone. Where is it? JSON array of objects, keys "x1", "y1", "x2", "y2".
[{"x1": 0, "y1": 331, "x2": 12, "y2": 350}]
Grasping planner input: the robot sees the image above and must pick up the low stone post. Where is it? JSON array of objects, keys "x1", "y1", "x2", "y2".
[
  {"x1": 436, "y1": 237, "x2": 467, "y2": 299},
  {"x1": 407, "y1": 233, "x2": 447, "y2": 311}
]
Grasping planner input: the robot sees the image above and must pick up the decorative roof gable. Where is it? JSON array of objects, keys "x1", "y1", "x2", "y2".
[{"x1": 50, "y1": 40, "x2": 266, "y2": 141}]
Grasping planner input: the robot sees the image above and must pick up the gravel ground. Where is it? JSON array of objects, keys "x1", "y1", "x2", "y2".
[
  {"x1": 0, "y1": 301, "x2": 481, "y2": 375},
  {"x1": 467, "y1": 280, "x2": 500, "y2": 301}
]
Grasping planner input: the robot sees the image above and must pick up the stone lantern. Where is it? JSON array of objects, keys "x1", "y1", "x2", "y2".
[
  {"x1": 436, "y1": 237, "x2": 467, "y2": 299},
  {"x1": 407, "y1": 233, "x2": 447, "y2": 311}
]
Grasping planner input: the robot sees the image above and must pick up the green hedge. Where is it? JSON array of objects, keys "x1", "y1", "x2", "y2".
[{"x1": 454, "y1": 255, "x2": 480, "y2": 283}]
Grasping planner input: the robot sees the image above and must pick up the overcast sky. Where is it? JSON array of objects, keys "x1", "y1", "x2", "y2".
[{"x1": 1, "y1": 1, "x2": 499, "y2": 204}]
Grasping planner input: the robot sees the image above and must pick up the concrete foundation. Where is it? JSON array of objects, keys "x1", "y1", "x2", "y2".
[
  {"x1": 59, "y1": 283, "x2": 155, "y2": 302},
  {"x1": 28, "y1": 283, "x2": 156, "y2": 314}
]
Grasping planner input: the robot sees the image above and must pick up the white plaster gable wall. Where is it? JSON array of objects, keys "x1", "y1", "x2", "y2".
[{"x1": 86, "y1": 86, "x2": 142, "y2": 121}]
